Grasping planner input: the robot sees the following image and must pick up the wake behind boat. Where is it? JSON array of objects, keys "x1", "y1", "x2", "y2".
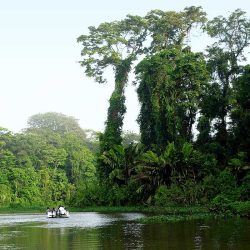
[{"x1": 47, "y1": 206, "x2": 69, "y2": 218}]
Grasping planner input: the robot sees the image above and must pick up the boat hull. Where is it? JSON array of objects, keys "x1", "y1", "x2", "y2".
[{"x1": 47, "y1": 211, "x2": 69, "y2": 218}]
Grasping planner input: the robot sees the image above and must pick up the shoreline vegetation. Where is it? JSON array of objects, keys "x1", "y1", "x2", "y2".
[{"x1": 0, "y1": 205, "x2": 206, "y2": 214}]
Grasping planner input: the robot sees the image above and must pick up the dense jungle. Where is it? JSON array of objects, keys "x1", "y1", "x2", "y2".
[{"x1": 0, "y1": 6, "x2": 249, "y2": 217}]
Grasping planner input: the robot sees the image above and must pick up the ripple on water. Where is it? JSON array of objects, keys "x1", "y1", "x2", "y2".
[
  {"x1": 0, "y1": 212, "x2": 145, "y2": 229},
  {"x1": 0, "y1": 244, "x2": 22, "y2": 250}
]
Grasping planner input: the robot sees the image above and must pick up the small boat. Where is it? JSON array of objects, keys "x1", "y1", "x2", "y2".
[{"x1": 47, "y1": 207, "x2": 70, "y2": 218}]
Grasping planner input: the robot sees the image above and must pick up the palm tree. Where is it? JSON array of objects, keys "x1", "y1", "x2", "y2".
[
  {"x1": 100, "y1": 143, "x2": 144, "y2": 185},
  {"x1": 134, "y1": 143, "x2": 176, "y2": 203}
]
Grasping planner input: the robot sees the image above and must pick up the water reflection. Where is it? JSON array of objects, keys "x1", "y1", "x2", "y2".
[
  {"x1": 0, "y1": 213, "x2": 249, "y2": 250},
  {"x1": 0, "y1": 212, "x2": 143, "y2": 229}
]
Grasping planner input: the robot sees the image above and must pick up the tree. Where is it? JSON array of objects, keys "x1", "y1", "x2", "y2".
[
  {"x1": 83, "y1": 129, "x2": 100, "y2": 153},
  {"x1": 134, "y1": 143, "x2": 176, "y2": 203},
  {"x1": 101, "y1": 143, "x2": 143, "y2": 185},
  {"x1": 196, "y1": 82, "x2": 220, "y2": 149},
  {"x1": 231, "y1": 65, "x2": 250, "y2": 159},
  {"x1": 146, "y1": 6, "x2": 207, "y2": 52},
  {"x1": 78, "y1": 15, "x2": 147, "y2": 153},
  {"x1": 0, "y1": 128, "x2": 16, "y2": 170},
  {"x1": 27, "y1": 112, "x2": 86, "y2": 140},
  {"x1": 43, "y1": 146, "x2": 67, "y2": 170},
  {"x1": 8, "y1": 167, "x2": 41, "y2": 205},
  {"x1": 202, "y1": 9, "x2": 250, "y2": 162},
  {"x1": 63, "y1": 133, "x2": 96, "y2": 185},
  {"x1": 135, "y1": 48, "x2": 208, "y2": 148},
  {"x1": 78, "y1": 7, "x2": 207, "y2": 183},
  {"x1": 8, "y1": 133, "x2": 48, "y2": 169}
]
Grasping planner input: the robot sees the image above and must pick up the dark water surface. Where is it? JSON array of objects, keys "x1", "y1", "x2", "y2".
[{"x1": 0, "y1": 212, "x2": 249, "y2": 249}]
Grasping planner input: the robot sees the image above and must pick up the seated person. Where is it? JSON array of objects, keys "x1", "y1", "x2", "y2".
[{"x1": 58, "y1": 205, "x2": 66, "y2": 215}]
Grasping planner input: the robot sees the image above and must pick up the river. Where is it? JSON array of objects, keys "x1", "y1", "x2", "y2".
[{"x1": 0, "y1": 212, "x2": 249, "y2": 249}]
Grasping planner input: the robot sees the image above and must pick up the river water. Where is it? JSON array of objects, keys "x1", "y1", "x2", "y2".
[{"x1": 0, "y1": 212, "x2": 249, "y2": 249}]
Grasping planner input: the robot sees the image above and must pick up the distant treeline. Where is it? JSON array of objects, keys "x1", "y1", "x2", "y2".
[
  {"x1": 0, "y1": 113, "x2": 98, "y2": 207},
  {"x1": 0, "y1": 112, "x2": 139, "y2": 207}
]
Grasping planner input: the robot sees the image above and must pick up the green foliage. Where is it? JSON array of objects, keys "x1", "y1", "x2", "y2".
[
  {"x1": 211, "y1": 194, "x2": 233, "y2": 213},
  {"x1": 1, "y1": 8, "x2": 250, "y2": 215},
  {"x1": 0, "y1": 184, "x2": 12, "y2": 205},
  {"x1": 210, "y1": 198, "x2": 250, "y2": 217},
  {"x1": 85, "y1": 183, "x2": 128, "y2": 206},
  {"x1": 27, "y1": 112, "x2": 86, "y2": 139},
  {"x1": 99, "y1": 143, "x2": 143, "y2": 184},
  {"x1": 0, "y1": 113, "x2": 96, "y2": 208},
  {"x1": 83, "y1": 129, "x2": 100, "y2": 153},
  {"x1": 134, "y1": 143, "x2": 176, "y2": 203},
  {"x1": 200, "y1": 10, "x2": 250, "y2": 163},
  {"x1": 136, "y1": 48, "x2": 209, "y2": 147},
  {"x1": 231, "y1": 65, "x2": 250, "y2": 159},
  {"x1": 229, "y1": 201, "x2": 250, "y2": 217},
  {"x1": 146, "y1": 6, "x2": 207, "y2": 52},
  {"x1": 154, "y1": 185, "x2": 177, "y2": 206},
  {"x1": 9, "y1": 167, "x2": 42, "y2": 206},
  {"x1": 155, "y1": 181, "x2": 204, "y2": 206},
  {"x1": 238, "y1": 172, "x2": 250, "y2": 201},
  {"x1": 133, "y1": 142, "x2": 214, "y2": 204},
  {"x1": 202, "y1": 170, "x2": 241, "y2": 204},
  {"x1": 77, "y1": 15, "x2": 147, "y2": 83},
  {"x1": 205, "y1": 9, "x2": 250, "y2": 56},
  {"x1": 100, "y1": 78, "x2": 127, "y2": 152},
  {"x1": 137, "y1": 213, "x2": 214, "y2": 224},
  {"x1": 78, "y1": 15, "x2": 147, "y2": 159}
]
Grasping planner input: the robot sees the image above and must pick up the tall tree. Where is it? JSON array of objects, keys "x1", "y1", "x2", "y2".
[
  {"x1": 231, "y1": 65, "x2": 250, "y2": 159},
  {"x1": 27, "y1": 112, "x2": 86, "y2": 139},
  {"x1": 134, "y1": 6, "x2": 207, "y2": 148},
  {"x1": 136, "y1": 48, "x2": 208, "y2": 148},
  {"x1": 202, "y1": 9, "x2": 250, "y2": 161},
  {"x1": 146, "y1": 6, "x2": 207, "y2": 52},
  {"x1": 77, "y1": 6, "x2": 206, "y2": 151},
  {"x1": 77, "y1": 15, "x2": 147, "y2": 152}
]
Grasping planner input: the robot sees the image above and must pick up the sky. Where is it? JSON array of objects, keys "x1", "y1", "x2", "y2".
[{"x1": 0, "y1": 0, "x2": 250, "y2": 133}]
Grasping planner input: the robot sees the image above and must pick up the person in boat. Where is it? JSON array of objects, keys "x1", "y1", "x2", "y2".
[
  {"x1": 58, "y1": 205, "x2": 66, "y2": 216},
  {"x1": 52, "y1": 207, "x2": 57, "y2": 217},
  {"x1": 46, "y1": 207, "x2": 51, "y2": 213}
]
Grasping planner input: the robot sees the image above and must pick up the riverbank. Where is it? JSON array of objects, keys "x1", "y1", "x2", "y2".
[
  {"x1": 70, "y1": 205, "x2": 208, "y2": 214},
  {"x1": 0, "y1": 203, "x2": 248, "y2": 222},
  {"x1": 0, "y1": 205, "x2": 214, "y2": 223},
  {"x1": 0, "y1": 206, "x2": 44, "y2": 214},
  {"x1": 0, "y1": 205, "x2": 208, "y2": 214}
]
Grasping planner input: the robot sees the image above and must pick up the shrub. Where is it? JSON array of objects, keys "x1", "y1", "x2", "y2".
[
  {"x1": 210, "y1": 194, "x2": 232, "y2": 213},
  {"x1": 154, "y1": 185, "x2": 177, "y2": 206},
  {"x1": 155, "y1": 181, "x2": 203, "y2": 206},
  {"x1": 0, "y1": 184, "x2": 12, "y2": 205},
  {"x1": 202, "y1": 170, "x2": 240, "y2": 201},
  {"x1": 210, "y1": 196, "x2": 250, "y2": 217},
  {"x1": 239, "y1": 173, "x2": 250, "y2": 200},
  {"x1": 230, "y1": 201, "x2": 250, "y2": 217}
]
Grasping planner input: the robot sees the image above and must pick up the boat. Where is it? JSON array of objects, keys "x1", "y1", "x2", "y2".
[{"x1": 47, "y1": 207, "x2": 70, "y2": 218}]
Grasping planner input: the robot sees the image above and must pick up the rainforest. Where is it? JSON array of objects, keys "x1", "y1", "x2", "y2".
[{"x1": 0, "y1": 7, "x2": 249, "y2": 218}]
